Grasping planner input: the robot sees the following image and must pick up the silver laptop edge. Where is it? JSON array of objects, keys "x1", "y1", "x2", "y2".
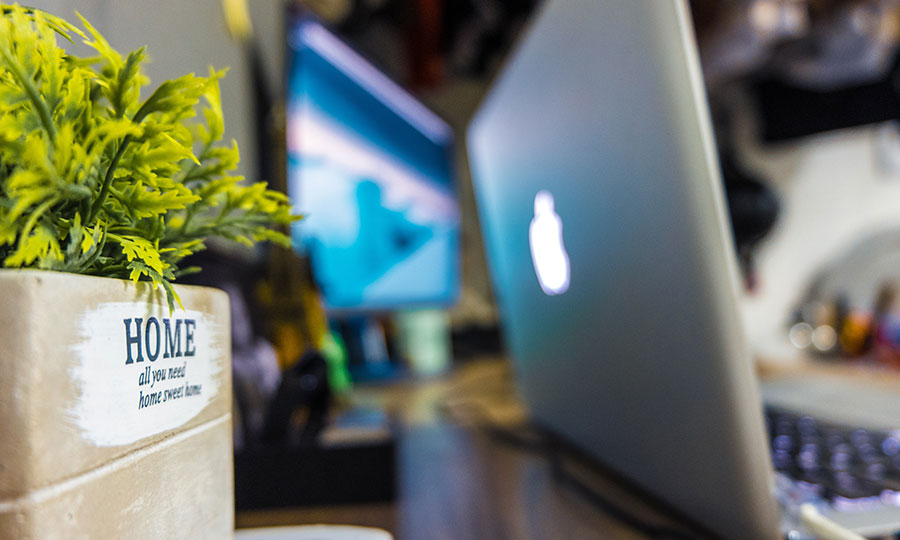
[{"x1": 467, "y1": 1, "x2": 781, "y2": 538}]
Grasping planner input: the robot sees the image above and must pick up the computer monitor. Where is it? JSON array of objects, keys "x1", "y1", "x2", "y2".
[{"x1": 285, "y1": 16, "x2": 460, "y2": 312}]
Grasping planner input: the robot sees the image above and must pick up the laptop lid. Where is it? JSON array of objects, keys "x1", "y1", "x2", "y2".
[{"x1": 466, "y1": 1, "x2": 781, "y2": 538}]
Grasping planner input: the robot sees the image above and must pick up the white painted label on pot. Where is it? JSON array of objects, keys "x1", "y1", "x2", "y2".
[{"x1": 70, "y1": 302, "x2": 224, "y2": 446}]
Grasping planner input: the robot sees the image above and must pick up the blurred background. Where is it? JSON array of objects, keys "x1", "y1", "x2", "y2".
[
  {"x1": 26, "y1": 0, "x2": 900, "y2": 537},
  {"x1": 30, "y1": 0, "x2": 900, "y2": 358}
]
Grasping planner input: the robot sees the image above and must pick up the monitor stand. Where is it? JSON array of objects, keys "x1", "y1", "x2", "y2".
[{"x1": 338, "y1": 316, "x2": 407, "y2": 382}]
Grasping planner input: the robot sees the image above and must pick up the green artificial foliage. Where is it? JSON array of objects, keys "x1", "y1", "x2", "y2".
[{"x1": 0, "y1": 5, "x2": 299, "y2": 311}]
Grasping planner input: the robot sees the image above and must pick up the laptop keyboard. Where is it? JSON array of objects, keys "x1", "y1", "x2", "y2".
[{"x1": 765, "y1": 407, "x2": 900, "y2": 508}]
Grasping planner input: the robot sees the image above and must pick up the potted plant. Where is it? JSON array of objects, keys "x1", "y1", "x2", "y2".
[{"x1": 0, "y1": 7, "x2": 297, "y2": 539}]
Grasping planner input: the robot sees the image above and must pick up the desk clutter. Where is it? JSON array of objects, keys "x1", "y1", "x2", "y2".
[{"x1": 790, "y1": 283, "x2": 900, "y2": 367}]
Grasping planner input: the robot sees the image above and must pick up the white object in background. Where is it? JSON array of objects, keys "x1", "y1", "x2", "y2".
[
  {"x1": 394, "y1": 309, "x2": 451, "y2": 376},
  {"x1": 529, "y1": 190, "x2": 570, "y2": 296},
  {"x1": 235, "y1": 525, "x2": 392, "y2": 540},
  {"x1": 877, "y1": 122, "x2": 900, "y2": 177},
  {"x1": 800, "y1": 504, "x2": 866, "y2": 540}
]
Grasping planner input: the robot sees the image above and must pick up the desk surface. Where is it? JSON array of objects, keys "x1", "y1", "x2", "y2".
[
  {"x1": 236, "y1": 358, "x2": 692, "y2": 539},
  {"x1": 236, "y1": 357, "x2": 900, "y2": 539}
]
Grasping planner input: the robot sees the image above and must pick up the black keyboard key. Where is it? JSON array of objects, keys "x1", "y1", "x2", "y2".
[
  {"x1": 772, "y1": 449, "x2": 793, "y2": 471},
  {"x1": 773, "y1": 434, "x2": 794, "y2": 453},
  {"x1": 857, "y1": 443, "x2": 880, "y2": 463},
  {"x1": 796, "y1": 416, "x2": 819, "y2": 437},
  {"x1": 828, "y1": 446, "x2": 854, "y2": 472},
  {"x1": 824, "y1": 471, "x2": 884, "y2": 500},
  {"x1": 882, "y1": 435, "x2": 900, "y2": 457},
  {"x1": 850, "y1": 428, "x2": 873, "y2": 448}
]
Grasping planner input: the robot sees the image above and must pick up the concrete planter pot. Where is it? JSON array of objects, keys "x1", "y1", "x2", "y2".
[{"x1": 0, "y1": 270, "x2": 233, "y2": 539}]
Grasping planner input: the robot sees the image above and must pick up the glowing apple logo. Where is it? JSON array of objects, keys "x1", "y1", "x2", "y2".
[{"x1": 529, "y1": 190, "x2": 570, "y2": 295}]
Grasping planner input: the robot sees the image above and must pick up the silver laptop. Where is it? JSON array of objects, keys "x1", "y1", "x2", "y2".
[{"x1": 467, "y1": 1, "x2": 900, "y2": 538}]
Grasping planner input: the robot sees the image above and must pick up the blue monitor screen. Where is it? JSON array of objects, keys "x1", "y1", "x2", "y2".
[{"x1": 286, "y1": 19, "x2": 460, "y2": 311}]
